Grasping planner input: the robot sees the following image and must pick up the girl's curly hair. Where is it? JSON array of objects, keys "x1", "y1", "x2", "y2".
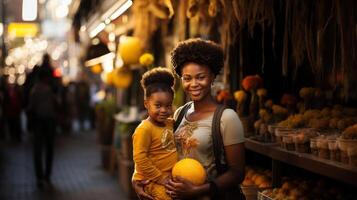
[
  {"x1": 141, "y1": 67, "x2": 175, "y2": 99},
  {"x1": 170, "y1": 38, "x2": 224, "y2": 77}
]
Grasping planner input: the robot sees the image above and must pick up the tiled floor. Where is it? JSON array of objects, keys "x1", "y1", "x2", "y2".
[{"x1": 0, "y1": 130, "x2": 129, "y2": 200}]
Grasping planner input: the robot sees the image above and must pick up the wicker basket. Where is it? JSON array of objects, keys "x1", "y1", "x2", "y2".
[
  {"x1": 241, "y1": 185, "x2": 258, "y2": 200},
  {"x1": 258, "y1": 190, "x2": 273, "y2": 200}
]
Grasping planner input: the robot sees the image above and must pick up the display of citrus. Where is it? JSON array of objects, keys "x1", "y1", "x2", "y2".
[{"x1": 172, "y1": 158, "x2": 206, "y2": 185}]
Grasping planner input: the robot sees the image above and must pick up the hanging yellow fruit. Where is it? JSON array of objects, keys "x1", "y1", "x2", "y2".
[
  {"x1": 91, "y1": 64, "x2": 102, "y2": 74},
  {"x1": 172, "y1": 158, "x2": 206, "y2": 185},
  {"x1": 118, "y1": 36, "x2": 143, "y2": 65},
  {"x1": 139, "y1": 53, "x2": 154, "y2": 67},
  {"x1": 112, "y1": 67, "x2": 133, "y2": 89}
]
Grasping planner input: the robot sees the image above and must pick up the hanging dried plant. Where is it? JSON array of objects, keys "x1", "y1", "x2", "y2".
[
  {"x1": 290, "y1": 0, "x2": 308, "y2": 73},
  {"x1": 187, "y1": 0, "x2": 201, "y2": 18},
  {"x1": 148, "y1": 0, "x2": 175, "y2": 19},
  {"x1": 208, "y1": 0, "x2": 218, "y2": 17},
  {"x1": 304, "y1": 3, "x2": 316, "y2": 75},
  {"x1": 133, "y1": 2, "x2": 152, "y2": 47},
  {"x1": 219, "y1": 1, "x2": 236, "y2": 83},
  {"x1": 282, "y1": 0, "x2": 291, "y2": 77},
  {"x1": 232, "y1": 0, "x2": 247, "y2": 28}
]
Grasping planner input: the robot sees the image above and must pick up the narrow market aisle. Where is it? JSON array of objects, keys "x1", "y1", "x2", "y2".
[{"x1": 0, "y1": 130, "x2": 128, "y2": 200}]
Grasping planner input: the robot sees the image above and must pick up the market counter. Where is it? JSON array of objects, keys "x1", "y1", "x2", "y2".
[{"x1": 245, "y1": 138, "x2": 357, "y2": 187}]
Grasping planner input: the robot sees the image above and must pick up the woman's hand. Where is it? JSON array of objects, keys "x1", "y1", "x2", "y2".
[
  {"x1": 132, "y1": 179, "x2": 154, "y2": 200},
  {"x1": 165, "y1": 176, "x2": 200, "y2": 199}
]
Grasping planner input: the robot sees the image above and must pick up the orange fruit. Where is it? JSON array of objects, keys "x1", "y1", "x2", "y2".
[
  {"x1": 242, "y1": 179, "x2": 255, "y2": 186},
  {"x1": 172, "y1": 158, "x2": 206, "y2": 185},
  {"x1": 91, "y1": 64, "x2": 102, "y2": 74}
]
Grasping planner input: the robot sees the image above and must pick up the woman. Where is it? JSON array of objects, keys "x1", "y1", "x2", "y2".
[{"x1": 133, "y1": 38, "x2": 245, "y2": 200}]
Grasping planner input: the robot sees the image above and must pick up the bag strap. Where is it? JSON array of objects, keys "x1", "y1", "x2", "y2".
[
  {"x1": 173, "y1": 102, "x2": 192, "y2": 132},
  {"x1": 211, "y1": 104, "x2": 227, "y2": 175}
]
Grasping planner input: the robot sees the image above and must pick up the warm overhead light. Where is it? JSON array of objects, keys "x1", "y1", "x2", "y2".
[
  {"x1": 0, "y1": 23, "x2": 3, "y2": 36},
  {"x1": 104, "y1": 18, "x2": 111, "y2": 25},
  {"x1": 85, "y1": 52, "x2": 115, "y2": 67},
  {"x1": 22, "y1": 0, "x2": 38, "y2": 21},
  {"x1": 86, "y1": 0, "x2": 132, "y2": 38},
  {"x1": 89, "y1": 22, "x2": 106, "y2": 38},
  {"x1": 109, "y1": 0, "x2": 133, "y2": 21},
  {"x1": 101, "y1": 0, "x2": 132, "y2": 21},
  {"x1": 7, "y1": 23, "x2": 39, "y2": 37},
  {"x1": 80, "y1": 25, "x2": 86, "y2": 32},
  {"x1": 56, "y1": 5, "x2": 69, "y2": 18}
]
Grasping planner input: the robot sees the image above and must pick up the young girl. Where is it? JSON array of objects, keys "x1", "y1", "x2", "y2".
[{"x1": 132, "y1": 67, "x2": 177, "y2": 200}]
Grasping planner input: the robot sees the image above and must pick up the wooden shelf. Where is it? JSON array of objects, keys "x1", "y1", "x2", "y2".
[{"x1": 245, "y1": 138, "x2": 357, "y2": 187}]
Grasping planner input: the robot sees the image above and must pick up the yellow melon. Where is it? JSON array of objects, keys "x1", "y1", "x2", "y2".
[
  {"x1": 118, "y1": 36, "x2": 143, "y2": 65},
  {"x1": 172, "y1": 158, "x2": 206, "y2": 185}
]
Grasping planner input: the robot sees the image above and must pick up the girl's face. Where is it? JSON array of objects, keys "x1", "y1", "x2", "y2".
[
  {"x1": 144, "y1": 91, "x2": 173, "y2": 126},
  {"x1": 181, "y1": 62, "x2": 215, "y2": 102}
]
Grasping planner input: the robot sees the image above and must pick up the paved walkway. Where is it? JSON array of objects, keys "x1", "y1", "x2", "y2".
[{"x1": 0, "y1": 130, "x2": 129, "y2": 200}]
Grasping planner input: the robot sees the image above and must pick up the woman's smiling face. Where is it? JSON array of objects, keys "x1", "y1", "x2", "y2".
[{"x1": 181, "y1": 62, "x2": 215, "y2": 102}]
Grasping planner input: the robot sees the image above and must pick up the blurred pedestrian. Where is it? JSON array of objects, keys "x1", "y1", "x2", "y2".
[
  {"x1": 23, "y1": 65, "x2": 40, "y2": 134},
  {"x1": 3, "y1": 82, "x2": 23, "y2": 142},
  {"x1": 27, "y1": 54, "x2": 58, "y2": 187},
  {"x1": 0, "y1": 76, "x2": 7, "y2": 139},
  {"x1": 75, "y1": 77, "x2": 91, "y2": 131}
]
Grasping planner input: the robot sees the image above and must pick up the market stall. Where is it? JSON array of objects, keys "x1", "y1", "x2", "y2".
[{"x1": 72, "y1": 0, "x2": 357, "y2": 199}]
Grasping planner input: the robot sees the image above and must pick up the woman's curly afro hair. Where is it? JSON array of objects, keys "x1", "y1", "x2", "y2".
[
  {"x1": 170, "y1": 38, "x2": 224, "y2": 77},
  {"x1": 141, "y1": 67, "x2": 175, "y2": 99}
]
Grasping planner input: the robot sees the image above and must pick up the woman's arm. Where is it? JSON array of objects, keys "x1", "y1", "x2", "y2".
[
  {"x1": 214, "y1": 143, "x2": 245, "y2": 188},
  {"x1": 213, "y1": 109, "x2": 246, "y2": 189}
]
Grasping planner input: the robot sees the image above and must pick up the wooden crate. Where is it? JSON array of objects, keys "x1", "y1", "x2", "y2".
[
  {"x1": 118, "y1": 156, "x2": 138, "y2": 199},
  {"x1": 100, "y1": 145, "x2": 112, "y2": 170},
  {"x1": 120, "y1": 133, "x2": 133, "y2": 160}
]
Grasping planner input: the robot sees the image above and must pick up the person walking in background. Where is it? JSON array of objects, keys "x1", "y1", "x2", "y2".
[
  {"x1": 27, "y1": 55, "x2": 58, "y2": 188},
  {"x1": 3, "y1": 81, "x2": 23, "y2": 142},
  {"x1": 132, "y1": 68, "x2": 178, "y2": 200},
  {"x1": 23, "y1": 65, "x2": 40, "y2": 134},
  {"x1": 0, "y1": 76, "x2": 7, "y2": 140},
  {"x1": 75, "y1": 74, "x2": 91, "y2": 131}
]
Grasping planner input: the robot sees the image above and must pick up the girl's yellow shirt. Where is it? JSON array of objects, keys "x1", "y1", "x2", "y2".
[{"x1": 132, "y1": 119, "x2": 178, "y2": 182}]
